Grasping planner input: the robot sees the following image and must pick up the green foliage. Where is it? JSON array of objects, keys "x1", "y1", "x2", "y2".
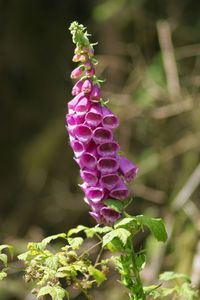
[
  {"x1": 38, "y1": 285, "x2": 68, "y2": 300},
  {"x1": 69, "y1": 21, "x2": 90, "y2": 47},
  {"x1": 0, "y1": 245, "x2": 13, "y2": 282},
  {"x1": 1, "y1": 215, "x2": 199, "y2": 300},
  {"x1": 135, "y1": 215, "x2": 167, "y2": 242},
  {"x1": 102, "y1": 228, "x2": 131, "y2": 247},
  {"x1": 148, "y1": 271, "x2": 199, "y2": 299},
  {"x1": 18, "y1": 231, "x2": 108, "y2": 299}
]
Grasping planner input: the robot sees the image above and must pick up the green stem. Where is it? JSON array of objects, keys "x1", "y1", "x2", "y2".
[{"x1": 130, "y1": 244, "x2": 146, "y2": 300}]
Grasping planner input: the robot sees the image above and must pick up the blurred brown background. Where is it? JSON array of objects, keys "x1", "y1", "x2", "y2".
[{"x1": 0, "y1": 0, "x2": 200, "y2": 299}]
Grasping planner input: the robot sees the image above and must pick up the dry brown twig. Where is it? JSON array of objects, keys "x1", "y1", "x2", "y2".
[{"x1": 157, "y1": 20, "x2": 181, "y2": 99}]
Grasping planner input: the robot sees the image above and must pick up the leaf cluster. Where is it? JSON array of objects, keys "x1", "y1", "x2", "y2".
[
  {"x1": 18, "y1": 232, "x2": 108, "y2": 299},
  {"x1": 0, "y1": 245, "x2": 13, "y2": 281}
]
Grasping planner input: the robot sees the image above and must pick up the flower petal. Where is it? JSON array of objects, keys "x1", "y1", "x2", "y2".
[
  {"x1": 93, "y1": 127, "x2": 113, "y2": 144},
  {"x1": 118, "y1": 155, "x2": 138, "y2": 182}
]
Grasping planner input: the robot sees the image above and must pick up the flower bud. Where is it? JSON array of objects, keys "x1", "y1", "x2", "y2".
[
  {"x1": 90, "y1": 85, "x2": 101, "y2": 102},
  {"x1": 72, "y1": 54, "x2": 80, "y2": 62},
  {"x1": 72, "y1": 80, "x2": 84, "y2": 96},
  {"x1": 70, "y1": 66, "x2": 84, "y2": 79},
  {"x1": 81, "y1": 79, "x2": 93, "y2": 93}
]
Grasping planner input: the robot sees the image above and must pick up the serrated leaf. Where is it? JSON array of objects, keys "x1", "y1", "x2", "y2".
[
  {"x1": 114, "y1": 217, "x2": 136, "y2": 228},
  {"x1": 104, "y1": 199, "x2": 124, "y2": 213},
  {"x1": 0, "y1": 245, "x2": 14, "y2": 258},
  {"x1": 159, "y1": 271, "x2": 191, "y2": 282},
  {"x1": 106, "y1": 238, "x2": 123, "y2": 252},
  {"x1": 102, "y1": 228, "x2": 131, "y2": 247},
  {"x1": 45, "y1": 256, "x2": 59, "y2": 270},
  {"x1": 41, "y1": 233, "x2": 67, "y2": 248},
  {"x1": 0, "y1": 254, "x2": 8, "y2": 267},
  {"x1": 38, "y1": 285, "x2": 67, "y2": 300},
  {"x1": 38, "y1": 286, "x2": 52, "y2": 297},
  {"x1": 0, "y1": 271, "x2": 7, "y2": 281},
  {"x1": 93, "y1": 225, "x2": 112, "y2": 234},
  {"x1": 136, "y1": 215, "x2": 167, "y2": 242},
  {"x1": 67, "y1": 225, "x2": 88, "y2": 237},
  {"x1": 18, "y1": 251, "x2": 29, "y2": 261},
  {"x1": 176, "y1": 282, "x2": 199, "y2": 299},
  {"x1": 88, "y1": 265, "x2": 106, "y2": 286},
  {"x1": 67, "y1": 237, "x2": 83, "y2": 250}
]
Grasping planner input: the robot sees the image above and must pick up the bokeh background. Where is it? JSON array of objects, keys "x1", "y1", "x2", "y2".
[{"x1": 0, "y1": 0, "x2": 200, "y2": 299}]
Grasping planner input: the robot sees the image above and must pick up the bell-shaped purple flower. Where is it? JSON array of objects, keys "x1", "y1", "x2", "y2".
[
  {"x1": 70, "y1": 140, "x2": 85, "y2": 157},
  {"x1": 85, "y1": 186, "x2": 105, "y2": 203},
  {"x1": 85, "y1": 104, "x2": 102, "y2": 127},
  {"x1": 80, "y1": 170, "x2": 99, "y2": 186},
  {"x1": 102, "y1": 106, "x2": 119, "y2": 130},
  {"x1": 97, "y1": 141, "x2": 120, "y2": 157},
  {"x1": 109, "y1": 178, "x2": 129, "y2": 200},
  {"x1": 100, "y1": 174, "x2": 119, "y2": 190},
  {"x1": 78, "y1": 152, "x2": 97, "y2": 170},
  {"x1": 74, "y1": 125, "x2": 92, "y2": 143},
  {"x1": 97, "y1": 157, "x2": 119, "y2": 174},
  {"x1": 100, "y1": 207, "x2": 121, "y2": 224},
  {"x1": 67, "y1": 30, "x2": 138, "y2": 225},
  {"x1": 118, "y1": 155, "x2": 138, "y2": 182},
  {"x1": 75, "y1": 96, "x2": 91, "y2": 115},
  {"x1": 93, "y1": 127, "x2": 113, "y2": 144}
]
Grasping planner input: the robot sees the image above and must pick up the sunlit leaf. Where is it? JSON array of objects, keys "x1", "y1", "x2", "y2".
[
  {"x1": 88, "y1": 265, "x2": 106, "y2": 286},
  {"x1": 103, "y1": 228, "x2": 131, "y2": 247},
  {"x1": 135, "y1": 215, "x2": 167, "y2": 242}
]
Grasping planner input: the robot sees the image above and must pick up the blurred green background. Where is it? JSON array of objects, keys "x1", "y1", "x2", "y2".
[{"x1": 0, "y1": 0, "x2": 200, "y2": 299}]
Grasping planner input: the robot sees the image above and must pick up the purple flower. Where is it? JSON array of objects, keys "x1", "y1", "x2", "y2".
[
  {"x1": 90, "y1": 85, "x2": 101, "y2": 102},
  {"x1": 81, "y1": 79, "x2": 93, "y2": 93},
  {"x1": 118, "y1": 155, "x2": 138, "y2": 182},
  {"x1": 72, "y1": 80, "x2": 84, "y2": 96},
  {"x1": 102, "y1": 106, "x2": 119, "y2": 129},
  {"x1": 70, "y1": 66, "x2": 84, "y2": 79},
  {"x1": 67, "y1": 39, "x2": 138, "y2": 225},
  {"x1": 85, "y1": 104, "x2": 103, "y2": 127}
]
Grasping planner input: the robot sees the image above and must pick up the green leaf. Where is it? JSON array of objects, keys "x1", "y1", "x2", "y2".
[
  {"x1": 0, "y1": 245, "x2": 14, "y2": 258},
  {"x1": 18, "y1": 251, "x2": 29, "y2": 261},
  {"x1": 0, "y1": 271, "x2": 7, "y2": 281},
  {"x1": 104, "y1": 199, "x2": 124, "y2": 213},
  {"x1": 176, "y1": 282, "x2": 199, "y2": 299},
  {"x1": 38, "y1": 285, "x2": 67, "y2": 300},
  {"x1": 159, "y1": 271, "x2": 191, "y2": 283},
  {"x1": 67, "y1": 237, "x2": 84, "y2": 250},
  {"x1": 102, "y1": 228, "x2": 131, "y2": 247},
  {"x1": 144, "y1": 284, "x2": 162, "y2": 296},
  {"x1": 106, "y1": 238, "x2": 123, "y2": 252},
  {"x1": 92, "y1": 225, "x2": 112, "y2": 234},
  {"x1": 67, "y1": 225, "x2": 88, "y2": 237},
  {"x1": 135, "y1": 215, "x2": 167, "y2": 242},
  {"x1": 88, "y1": 265, "x2": 106, "y2": 286},
  {"x1": 41, "y1": 233, "x2": 67, "y2": 248},
  {"x1": 0, "y1": 254, "x2": 8, "y2": 267},
  {"x1": 45, "y1": 256, "x2": 59, "y2": 271},
  {"x1": 114, "y1": 217, "x2": 136, "y2": 228},
  {"x1": 135, "y1": 253, "x2": 146, "y2": 270}
]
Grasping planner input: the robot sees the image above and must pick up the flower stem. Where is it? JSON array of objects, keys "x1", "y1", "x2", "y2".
[{"x1": 130, "y1": 244, "x2": 146, "y2": 300}]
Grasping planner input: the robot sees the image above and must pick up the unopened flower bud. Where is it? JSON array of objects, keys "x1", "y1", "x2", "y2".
[
  {"x1": 90, "y1": 85, "x2": 101, "y2": 102},
  {"x1": 70, "y1": 66, "x2": 84, "y2": 79},
  {"x1": 81, "y1": 79, "x2": 93, "y2": 93},
  {"x1": 72, "y1": 54, "x2": 80, "y2": 62}
]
